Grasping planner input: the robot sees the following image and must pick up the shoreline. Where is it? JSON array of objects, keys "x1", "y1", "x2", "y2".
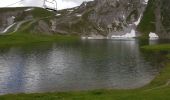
[{"x1": 0, "y1": 34, "x2": 79, "y2": 47}]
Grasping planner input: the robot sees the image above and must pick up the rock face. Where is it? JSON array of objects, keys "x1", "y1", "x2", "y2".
[{"x1": 54, "y1": 0, "x2": 147, "y2": 38}]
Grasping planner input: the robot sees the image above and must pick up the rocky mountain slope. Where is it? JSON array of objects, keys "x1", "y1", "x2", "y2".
[
  {"x1": 54, "y1": 0, "x2": 147, "y2": 38},
  {"x1": 0, "y1": 0, "x2": 169, "y2": 39}
]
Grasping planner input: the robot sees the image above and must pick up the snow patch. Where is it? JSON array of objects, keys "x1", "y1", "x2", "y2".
[
  {"x1": 76, "y1": 14, "x2": 82, "y2": 17},
  {"x1": 68, "y1": 9, "x2": 74, "y2": 12},
  {"x1": 123, "y1": 15, "x2": 125, "y2": 19},
  {"x1": 81, "y1": 37, "x2": 86, "y2": 39},
  {"x1": 25, "y1": 8, "x2": 34, "y2": 11},
  {"x1": 134, "y1": 14, "x2": 142, "y2": 26},
  {"x1": 149, "y1": 32, "x2": 159, "y2": 39},
  {"x1": 1, "y1": 23, "x2": 16, "y2": 34},
  {"x1": 83, "y1": 2, "x2": 88, "y2": 6},
  {"x1": 81, "y1": 36, "x2": 95, "y2": 40},
  {"x1": 111, "y1": 29, "x2": 136, "y2": 39},
  {"x1": 47, "y1": 9, "x2": 53, "y2": 12},
  {"x1": 56, "y1": 14, "x2": 61, "y2": 16},
  {"x1": 12, "y1": 16, "x2": 15, "y2": 19},
  {"x1": 143, "y1": 0, "x2": 149, "y2": 4},
  {"x1": 87, "y1": 37, "x2": 93, "y2": 39},
  {"x1": 81, "y1": 35, "x2": 106, "y2": 40}
]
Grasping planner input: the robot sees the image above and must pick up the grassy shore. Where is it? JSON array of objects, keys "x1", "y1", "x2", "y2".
[
  {"x1": 0, "y1": 41, "x2": 170, "y2": 100},
  {"x1": 141, "y1": 44, "x2": 170, "y2": 52},
  {"x1": 0, "y1": 34, "x2": 79, "y2": 47}
]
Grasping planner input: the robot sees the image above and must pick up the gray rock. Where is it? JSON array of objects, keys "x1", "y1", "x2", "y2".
[{"x1": 53, "y1": 0, "x2": 147, "y2": 37}]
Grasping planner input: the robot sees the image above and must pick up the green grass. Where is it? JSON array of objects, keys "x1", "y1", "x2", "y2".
[
  {"x1": 141, "y1": 44, "x2": 170, "y2": 52},
  {"x1": 0, "y1": 43, "x2": 170, "y2": 99},
  {"x1": 0, "y1": 7, "x2": 55, "y2": 24},
  {"x1": 137, "y1": 0, "x2": 156, "y2": 37},
  {"x1": 31, "y1": 7, "x2": 55, "y2": 18},
  {"x1": 0, "y1": 34, "x2": 79, "y2": 48}
]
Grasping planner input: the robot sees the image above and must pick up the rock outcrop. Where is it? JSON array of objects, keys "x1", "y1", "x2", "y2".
[{"x1": 54, "y1": 0, "x2": 147, "y2": 38}]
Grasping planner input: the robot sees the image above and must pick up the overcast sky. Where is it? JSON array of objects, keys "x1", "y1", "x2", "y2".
[{"x1": 0, "y1": 0, "x2": 93, "y2": 10}]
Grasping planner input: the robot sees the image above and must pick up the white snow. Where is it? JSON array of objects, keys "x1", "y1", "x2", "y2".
[
  {"x1": 56, "y1": 14, "x2": 61, "y2": 16},
  {"x1": 111, "y1": 29, "x2": 136, "y2": 39},
  {"x1": 47, "y1": 9, "x2": 53, "y2": 12},
  {"x1": 143, "y1": 0, "x2": 149, "y2": 4},
  {"x1": 149, "y1": 32, "x2": 159, "y2": 39},
  {"x1": 1, "y1": 23, "x2": 16, "y2": 34},
  {"x1": 81, "y1": 34, "x2": 105, "y2": 40},
  {"x1": 123, "y1": 15, "x2": 125, "y2": 19},
  {"x1": 25, "y1": 8, "x2": 34, "y2": 11},
  {"x1": 87, "y1": 37, "x2": 93, "y2": 39},
  {"x1": 134, "y1": 14, "x2": 142, "y2": 26},
  {"x1": 12, "y1": 16, "x2": 15, "y2": 19},
  {"x1": 68, "y1": 9, "x2": 74, "y2": 12},
  {"x1": 83, "y1": 2, "x2": 88, "y2": 6},
  {"x1": 76, "y1": 14, "x2": 82, "y2": 17},
  {"x1": 81, "y1": 36, "x2": 105, "y2": 40},
  {"x1": 81, "y1": 36, "x2": 86, "y2": 39}
]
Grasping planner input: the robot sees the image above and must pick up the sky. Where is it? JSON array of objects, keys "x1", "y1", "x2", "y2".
[{"x1": 0, "y1": 0, "x2": 93, "y2": 10}]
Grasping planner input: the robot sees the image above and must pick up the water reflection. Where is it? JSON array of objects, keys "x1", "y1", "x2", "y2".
[{"x1": 0, "y1": 40, "x2": 160, "y2": 94}]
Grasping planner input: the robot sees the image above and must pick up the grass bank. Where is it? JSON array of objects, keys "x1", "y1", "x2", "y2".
[
  {"x1": 0, "y1": 34, "x2": 79, "y2": 47},
  {"x1": 0, "y1": 43, "x2": 170, "y2": 100},
  {"x1": 141, "y1": 44, "x2": 170, "y2": 52}
]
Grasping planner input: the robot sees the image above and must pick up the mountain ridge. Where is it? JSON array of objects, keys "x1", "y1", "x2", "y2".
[{"x1": 0, "y1": 0, "x2": 169, "y2": 39}]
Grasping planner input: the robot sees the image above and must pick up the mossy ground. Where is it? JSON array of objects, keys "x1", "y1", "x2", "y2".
[{"x1": 0, "y1": 42, "x2": 170, "y2": 100}]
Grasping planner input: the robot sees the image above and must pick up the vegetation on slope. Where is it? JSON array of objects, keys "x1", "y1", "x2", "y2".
[
  {"x1": 31, "y1": 7, "x2": 55, "y2": 18},
  {"x1": 0, "y1": 7, "x2": 55, "y2": 20},
  {"x1": 137, "y1": 0, "x2": 156, "y2": 37},
  {"x1": 0, "y1": 33, "x2": 79, "y2": 48},
  {"x1": 161, "y1": 0, "x2": 170, "y2": 32},
  {"x1": 141, "y1": 44, "x2": 170, "y2": 52}
]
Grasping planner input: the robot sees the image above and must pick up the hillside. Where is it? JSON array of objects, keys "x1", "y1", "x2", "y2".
[
  {"x1": 0, "y1": 0, "x2": 147, "y2": 39},
  {"x1": 0, "y1": 0, "x2": 169, "y2": 39},
  {"x1": 0, "y1": 7, "x2": 56, "y2": 35}
]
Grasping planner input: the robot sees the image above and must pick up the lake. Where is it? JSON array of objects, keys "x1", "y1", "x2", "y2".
[{"x1": 0, "y1": 39, "x2": 162, "y2": 94}]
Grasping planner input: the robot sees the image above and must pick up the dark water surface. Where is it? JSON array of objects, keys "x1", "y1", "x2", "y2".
[{"x1": 0, "y1": 39, "x2": 162, "y2": 94}]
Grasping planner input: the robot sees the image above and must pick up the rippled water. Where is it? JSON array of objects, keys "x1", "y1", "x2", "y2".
[{"x1": 0, "y1": 40, "x2": 161, "y2": 94}]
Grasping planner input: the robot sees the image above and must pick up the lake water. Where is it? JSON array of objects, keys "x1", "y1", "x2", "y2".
[{"x1": 0, "y1": 39, "x2": 162, "y2": 94}]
